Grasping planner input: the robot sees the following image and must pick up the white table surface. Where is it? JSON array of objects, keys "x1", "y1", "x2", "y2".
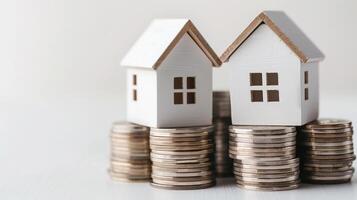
[{"x1": 1, "y1": 92, "x2": 357, "y2": 200}]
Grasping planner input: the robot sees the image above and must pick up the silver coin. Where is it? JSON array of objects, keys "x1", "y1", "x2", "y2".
[
  {"x1": 152, "y1": 170, "x2": 212, "y2": 178},
  {"x1": 234, "y1": 171, "x2": 299, "y2": 179},
  {"x1": 230, "y1": 141, "x2": 296, "y2": 148},
  {"x1": 230, "y1": 154, "x2": 296, "y2": 161},
  {"x1": 304, "y1": 118, "x2": 352, "y2": 129},
  {"x1": 150, "y1": 144, "x2": 213, "y2": 151},
  {"x1": 304, "y1": 148, "x2": 354, "y2": 156},
  {"x1": 235, "y1": 179, "x2": 300, "y2": 190},
  {"x1": 150, "y1": 125, "x2": 214, "y2": 134},
  {"x1": 151, "y1": 149, "x2": 213, "y2": 156},
  {"x1": 229, "y1": 145, "x2": 296, "y2": 153},
  {"x1": 234, "y1": 174, "x2": 299, "y2": 183},
  {"x1": 111, "y1": 121, "x2": 149, "y2": 133},
  {"x1": 234, "y1": 158, "x2": 299, "y2": 166},
  {"x1": 152, "y1": 162, "x2": 211, "y2": 169},
  {"x1": 234, "y1": 166, "x2": 300, "y2": 174},
  {"x1": 152, "y1": 178, "x2": 214, "y2": 186},
  {"x1": 229, "y1": 125, "x2": 296, "y2": 134},
  {"x1": 302, "y1": 153, "x2": 356, "y2": 160},
  {"x1": 150, "y1": 181, "x2": 215, "y2": 190},
  {"x1": 301, "y1": 140, "x2": 353, "y2": 147},
  {"x1": 234, "y1": 162, "x2": 299, "y2": 170},
  {"x1": 230, "y1": 132, "x2": 297, "y2": 139},
  {"x1": 230, "y1": 136, "x2": 296, "y2": 144},
  {"x1": 150, "y1": 152, "x2": 210, "y2": 160}
]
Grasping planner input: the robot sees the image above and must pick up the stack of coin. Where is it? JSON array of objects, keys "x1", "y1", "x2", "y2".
[
  {"x1": 213, "y1": 91, "x2": 231, "y2": 118},
  {"x1": 109, "y1": 121, "x2": 151, "y2": 182},
  {"x1": 213, "y1": 91, "x2": 233, "y2": 177},
  {"x1": 229, "y1": 126, "x2": 300, "y2": 191},
  {"x1": 298, "y1": 118, "x2": 355, "y2": 184},
  {"x1": 150, "y1": 126, "x2": 215, "y2": 189}
]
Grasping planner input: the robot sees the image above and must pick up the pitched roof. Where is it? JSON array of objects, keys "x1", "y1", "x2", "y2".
[
  {"x1": 220, "y1": 11, "x2": 325, "y2": 63},
  {"x1": 121, "y1": 19, "x2": 221, "y2": 69}
]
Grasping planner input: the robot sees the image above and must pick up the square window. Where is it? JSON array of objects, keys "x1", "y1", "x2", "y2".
[
  {"x1": 187, "y1": 92, "x2": 195, "y2": 104},
  {"x1": 251, "y1": 90, "x2": 263, "y2": 102},
  {"x1": 250, "y1": 73, "x2": 262, "y2": 86},
  {"x1": 174, "y1": 92, "x2": 183, "y2": 104},
  {"x1": 133, "y1": 89, "x2": 137, "y2": 101},
  {"x1": 267, "y1": 90, "x2": 279, "y2": 102},
  {"x1": 133, "y1": 74, "x2": 137, "y2": 86},
  {"x1": 304, "y1": 71, "x2": 308, "y2": 84},
  {"x1": 266, "y1": 73, "x2": 279, "y2": 85},
  {"x1": 187, "y1": 77, "x2": 196, "y2": 89},
  {"x1": 174, "y1": 77, "x2": 183, "y2": 89},
  {"x1": 305, "y1": 88, "x2": 309, "y2": 100}
]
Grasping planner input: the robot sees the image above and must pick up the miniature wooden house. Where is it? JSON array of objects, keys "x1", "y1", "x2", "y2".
[
  {"x1": 121, "y1": 19, "x2": 221, "y2": 128},
  {"x1": 221, "y1": 11, "x2": 324, "y2": 126}
]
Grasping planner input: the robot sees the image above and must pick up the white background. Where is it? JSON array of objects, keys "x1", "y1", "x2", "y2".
[{"x1": 1, "y1": 0, "x2": 357, "y2": 199}]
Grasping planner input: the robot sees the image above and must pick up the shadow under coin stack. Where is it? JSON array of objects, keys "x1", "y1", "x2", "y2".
[
  {"x1": 229, "y1": 126, "x2": 300, "y2": 191},
  {"x1": 109, "y1": 122, "x2": 151, "y2": 182},
  {"x1": 150, "y1": 126, "x2": 215, "y2": 189},
  {"x1": 298, "y1": 118, "x2": 355, "y2": 184},
  {"x1": 213, "y1": 91, "x2": 233, "y2": 177}
]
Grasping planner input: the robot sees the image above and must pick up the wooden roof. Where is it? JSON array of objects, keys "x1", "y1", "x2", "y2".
[
  {"x1": 220, "y1": 11, "x2": 325, "y2": 63},
  {"x1": 121, "y1": 19, "x2": 221, "y2": 69}
]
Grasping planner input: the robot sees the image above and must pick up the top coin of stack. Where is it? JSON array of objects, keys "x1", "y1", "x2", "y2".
[
  {"x1": 229, "y1": 126, "x2": 300, "y2": 191},
  {"x1": 213, "y1": 91, "x2": 231, "y2": 118},
  {"x1": 109, "y1": 121, "x2": 151, "y2": 182},
  {"x1": 298, "y1": 118, "x2": 355, "y2": 184},
  {"x1": 150, "y1": 126, "x2": 215, "y2": 190}
]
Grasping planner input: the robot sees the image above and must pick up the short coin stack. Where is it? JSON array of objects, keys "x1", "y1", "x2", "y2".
[
  {"x1": 150, "y1": 126, "x2": 215, "y2": 189},
  {"x1": 229, "y1": 126, "x2": 300, "y2": 191},
  {"x1": 109, "y1": 121, "x2": 151, "y2": 182},
  {"x1": 213, "y1": 91, "x2": 233, "y2": 177},
  {"x1": 298, "y1": 118, "x2": 355, "y2": 184}
]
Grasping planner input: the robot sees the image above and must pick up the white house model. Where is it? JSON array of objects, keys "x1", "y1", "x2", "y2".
[
  {"x1": 220, "y1": 11, "x2": 325, "y2": 126},
  {"x1": 121, "y1": 19, "x2": 221, "y2": 128}
]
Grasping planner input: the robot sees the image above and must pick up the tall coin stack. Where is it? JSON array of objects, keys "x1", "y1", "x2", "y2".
[
  {"x1": 150, "y1": 126, "x2": 215, "y2": 189},
  {"x1": 298, "y1": 118, "x2": 355, "y2": 184},
  {"x1": 229, "y1": 126, "x2": 300, "y2": 191},
  {"x1": 109, "y1": 121, "x2": 151, "y2": 182},
  {"x1": 213, "y1": 91, "x2": 233, "y2": 177}
]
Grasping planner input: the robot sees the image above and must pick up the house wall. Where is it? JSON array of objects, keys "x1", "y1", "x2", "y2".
[
  {"x1": 126, "y1": 68, "x2": 157, "y2": 127},
  {"x1": 227, "y1": 24, "x2": 303, "y2": 125},
  {"x1": 300, "y1": 61, "x2": 319, "y2": 124},
  {"x1": 156, "y1": 33, "x2": 213, "y2": 127}
]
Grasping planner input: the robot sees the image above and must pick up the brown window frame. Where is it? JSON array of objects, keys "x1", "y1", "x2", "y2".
[
  {"x1": 266, "y1": 72, "x2": 279, "y2": 86},
  {"x1": 132, "y1": 74, "x2": 138, "y2": 101},
  {"x1": 173, "y1": 76, "x2": 196, "y2": 105},
  {"x1": 187, "y1": 92, "x2": 195, "y2": 104},
  {"x1": 267, "y1": 90, "x2": 280, "y2": 102},
  {"x1": 250, "y1": 73, "x2": 263, "y2": 86},
  {"x1": 174, "y1": 92, "x2": 183, "y2": 104},
  {"x1": 174, "y1": 77, "x2": 183, "y2": 89},
  {"x1": 305, "y1": 88, "x2": 309, "y2": 100},
  {"x1": 249, "y1": 72, "x2": 280, "y2": 103},
  {"x1": 251, "y1": 90, "x2": 263, "y2": 102}
]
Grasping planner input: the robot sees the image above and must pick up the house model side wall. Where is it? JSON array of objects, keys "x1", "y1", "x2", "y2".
[
  {"x1": 126, "y1": 68, "x2": 157, "y2": 127},
  {"x1": 300, "y1": 61, "x2": 319, "y2": 124},
  {"x1": 157, "y1": 34, "x2": 213, "y2": 127},
  {"x1": 228, "y1": 24, "x2": 306, "y2": 125}
]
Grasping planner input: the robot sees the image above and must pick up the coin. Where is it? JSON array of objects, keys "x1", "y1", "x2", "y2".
[
  {"x1": 109, "y1": 121, "x2": 151, "y2": 182},
  {"x1": 236, "y1": 180, "x2": 300, "y2": 191},
  {"x1": 230, "y1": 125, "x2": 296, "y2": 134},
  {"x1": 149, "y1": 125, "x2": 215, "y2": 189},
  {"x1": 299, "y1": 118, "x2": 356, "y2": 184},
  {"x1": 150, "y1": 181, "x2": 215, "y2": 190},
  {"x1": 304, "y1": 119, "x2": 352, "y2": 129}
]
